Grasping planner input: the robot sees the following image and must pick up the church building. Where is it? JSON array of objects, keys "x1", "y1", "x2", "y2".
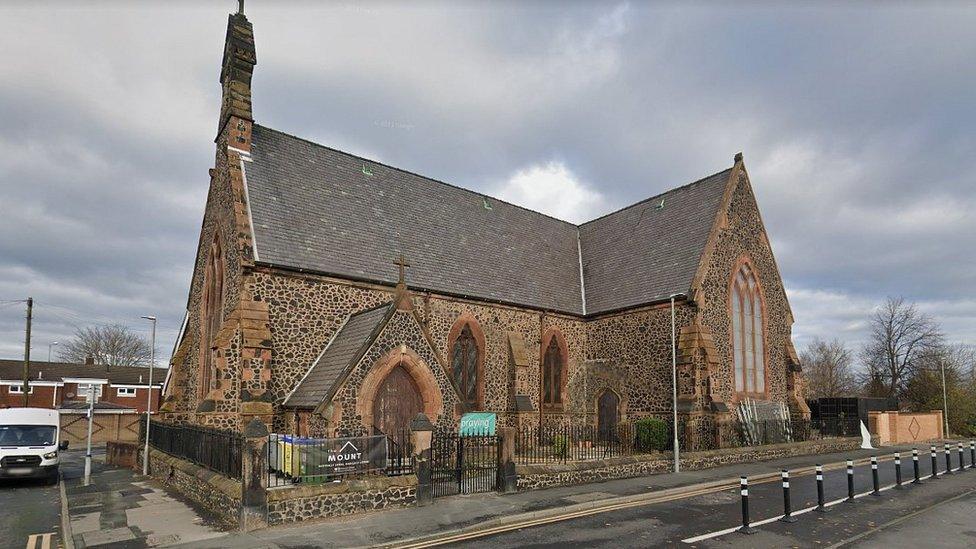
[{"x1": 161, "y1": 8, "x2": 809, "y2": 444}]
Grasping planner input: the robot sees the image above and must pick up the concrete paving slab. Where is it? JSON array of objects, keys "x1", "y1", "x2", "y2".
[
  {"x1": 70, "y1": 511, "x2": 102, "y2": 533},
  {"x1": 81, "y1": 526, "x2": 136, "y2": 546}
]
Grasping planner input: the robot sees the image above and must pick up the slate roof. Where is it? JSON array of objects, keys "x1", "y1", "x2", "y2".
[
  {"x1": 283, "y1": 303, "x2": 393, "y2": 408},
  {"x1": 0, "y1": 360, "x2": 166, "y2": 385},
  {"x1": 244, "y1": 124, "x2": 734, "y2": 316},
  {"x1": 246, "y1": 125, "x2": 584, "y2": 314},
  {"x1": 579, "y1": 169, "x2": 732, "y2": 314}
]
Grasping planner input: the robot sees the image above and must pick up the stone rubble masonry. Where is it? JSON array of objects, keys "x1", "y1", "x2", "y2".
[
  {"x1": 144, "y1": 448, "x2": 242, "y2": 528},
  {"x1": 516, "y1": 436, "x2": 862, "y2": 491},
  {"x1": 266, "y1": 475, "x2": 418, "y2": 525}
]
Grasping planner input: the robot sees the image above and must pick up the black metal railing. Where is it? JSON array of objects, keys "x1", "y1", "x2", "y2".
[
  {"x1": 431, "y1": 430, "x2": 499, "y2": 497},
  {"x1": 147, "y1": 420, "x2": 243, "y2": 480},
  {"x1": 513, "y1": 416, "x2": 862, "y2": 464},
  {"x1": 671, "y1": 417, "x2": 863, "y2": 452},
  {"x1": 514, "y1": 424, "x2": 633, "y2": 464}
]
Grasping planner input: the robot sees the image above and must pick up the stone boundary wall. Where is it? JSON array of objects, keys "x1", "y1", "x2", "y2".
[
  {"x1": 266, "y1": 474, "x2": 417, "y2": 525},
  {"x1": 145, "y1": 448, "x2": 241, "y2": 527},
  {"x1": 517, "y1": 437, "x2": 861, "y2": 491}
]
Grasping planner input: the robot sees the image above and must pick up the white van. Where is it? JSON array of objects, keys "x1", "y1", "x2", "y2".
[{"x1": 0, "y1": 408, "x2": 68, "y2": 484}]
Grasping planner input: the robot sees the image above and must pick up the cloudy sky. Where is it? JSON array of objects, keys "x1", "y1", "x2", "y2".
[{"x1": 1, "y1": 1, "x2": 974, "y2": 366}]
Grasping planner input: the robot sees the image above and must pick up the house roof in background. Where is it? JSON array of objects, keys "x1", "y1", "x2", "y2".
[{"x1": 0, "y1": 360, "x2": 166, "y2": 386}]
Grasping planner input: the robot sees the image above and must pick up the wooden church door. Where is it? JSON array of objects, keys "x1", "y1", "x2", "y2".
[
  {"x1": 597, "y1": 390, "x2": 620, "y2": 440},
  {"x1": 372, "y1": 364, "x2": 424, "y2": 435}
]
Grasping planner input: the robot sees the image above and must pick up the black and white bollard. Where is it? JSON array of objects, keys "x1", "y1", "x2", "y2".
[
  {"x1": 913, "y1": 448, "x2": 922, "y2": 484},
  {"x1": 894, "y1": 452, "x2": 903, "y2": 489},
  {"x1": 931, "y1": 446, "x2": 940, "y2": 479},
  {"x1": 815, "y1": 464, "x2": 827, "y2": 512},
  {"x1": 970, "y1": 441, "x2": 975, "y2": 470},
  {"x1": 945, "y1": 443, "x2": 954, "y2": 474},
  {"x1": 780, "y1": 470, "x2": 797, "y2": 523},
  {"x1": 847, "y1": 459, "x2": 855, "y2": 501},
  {"x1": 738, "y1": 476, "x2": 757, "y2": 535},
  {"x1": 959, "y1": 443, "x2": 966, "y2": 472},
  {"x1": 871, "y1": 456, "x2": 881, "y2": 496}
]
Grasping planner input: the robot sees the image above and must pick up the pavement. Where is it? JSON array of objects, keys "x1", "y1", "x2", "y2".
[
  {"x1": 60, "y1": 448, "x2": 227, "y2": 549},
  {"x1": 173, "y1": 440, "x2": 958, "y2": 548},
  {"x1": 10, "y1": 439, "x2": 967, "y2": 549}
]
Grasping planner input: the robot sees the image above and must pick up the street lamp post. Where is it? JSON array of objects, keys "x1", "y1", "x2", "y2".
[
  {"x1": 141, "y1": 316, "x2": 156, "y2": 476},
  {"x1": 670, "y1": 293, "x2": 685, "y2": 473},
  {"x1": 48, "y1": 341, "x2": 58, "y2": 362},
  {"x1": 939, "y1": 358, "x2": 950, "y2": 438}
]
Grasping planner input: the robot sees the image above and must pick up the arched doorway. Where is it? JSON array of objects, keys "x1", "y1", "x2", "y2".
[
  {"x1": 597, "y1": 390, "x2": 620, "y2": 440},
  {"x1": 371, "y1": 364, "x2": 424, "y2": 435}
]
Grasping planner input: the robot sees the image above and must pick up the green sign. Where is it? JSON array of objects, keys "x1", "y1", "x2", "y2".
[{"x1": 459, "y1": 412, "x2": 497, "y2": 436}]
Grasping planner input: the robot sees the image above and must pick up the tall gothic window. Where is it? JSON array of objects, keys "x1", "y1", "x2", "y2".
[
  {"x1": 451, "y1": 324, "x2": 480, "y2": 409},
  {"x1": 199, "y1": 236, "x2": 224, "y2": 400},
  {"x1": 731, "y1": 261, "x2": 765, "y2": 394},
  {"x1": 542, "y1": 334, "x2": 564, "y2": 406}
]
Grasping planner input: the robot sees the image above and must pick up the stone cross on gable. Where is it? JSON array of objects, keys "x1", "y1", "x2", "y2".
[
  {"x1": 393, "y1": 254, "x2": 414, "y2": 312},
  {"x1": 394, "y1": 254, "x2": 411, "y2": 286}
]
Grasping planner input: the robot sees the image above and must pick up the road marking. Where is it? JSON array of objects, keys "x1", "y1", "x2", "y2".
[
  {"x1": 387, "y1": 451, "x2": 925, "y2": 549},
  {"x1": 25, "y1": 533, "x2": 53, "y2": 549},
  {"x1": 681, "y1": 475, "x2": 937, "y2": 544}
]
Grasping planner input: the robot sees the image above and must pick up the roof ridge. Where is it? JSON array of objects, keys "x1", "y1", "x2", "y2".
[
  {"x1": 578, "y1": 167, "x2": 733, "y2": 227},
  {"x1": 253, "y1": 124, "x2": 579, "y2": 228},
  {"x1": 254, "y1": 124, "x2": 736, "y2": 231}
]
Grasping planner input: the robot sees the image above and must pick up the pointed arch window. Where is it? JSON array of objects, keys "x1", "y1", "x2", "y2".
[
  {"x1": 448, "y1": 315, "x2": 485, "y2": 410},
  {"x1": 451, "y1": 325, "x2": 479, "y2": 408},
  {"x1": 731, "y1": 261, "x2": 765, "y2": 394},
  {"x1": 199, "y1": 236, "x2": 224, "y2": 401},
  {"x1": 542, "y1": 333, "x2": 565, "y2": 406}
]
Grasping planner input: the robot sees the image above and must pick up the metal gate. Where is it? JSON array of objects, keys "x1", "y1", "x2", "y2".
[{"x1": 431, "y1": 432, "x2": 498, "y2": 498}]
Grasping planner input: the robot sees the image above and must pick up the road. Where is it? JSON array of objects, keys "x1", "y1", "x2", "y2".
[
  {"x1": 0, "y1": 450, "x2": 92, "y2": 549},
  {"x1": 448, "y1": 451, "x2": 976, "y2": 548}
]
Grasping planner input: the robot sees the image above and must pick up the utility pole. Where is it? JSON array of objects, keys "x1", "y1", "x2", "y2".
[{"x1": 22, "y1": 297, "x2": 33, "y2": 407}]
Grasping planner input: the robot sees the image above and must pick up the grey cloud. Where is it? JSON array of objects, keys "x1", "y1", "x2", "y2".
[{"x1": 0, "y1": 1, "x2": 973, "y2": 365}]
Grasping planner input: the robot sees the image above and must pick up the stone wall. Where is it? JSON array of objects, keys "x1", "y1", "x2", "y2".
[
  {"x1": 266, "y1": 475, "x2": 417, "y2": 525},
  {"x1": 585, "y1": 303, "x2": 696, "y2": 418},
  {"x1": 517, "y1": 437, "x2": 861, "y2": 491},
  {"x1": 145, "y1": 449, "x2": 242, "y2": 527},
  {"x1": 518, "y1": 454, "x2": 673, "y2": 490},
  {"x1": 695, "y1": 169, "x2": 794, "y2": 410}
]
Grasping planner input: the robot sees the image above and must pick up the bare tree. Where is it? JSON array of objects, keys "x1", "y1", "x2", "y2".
[
  {"x1": 861, "y1": 297, "x2": 943, "y2": 399},
  {"x1": 58, "y1": 324, "x2": 152, "y2": 367},
  {"x1": 800, "y1": 338, "x2": 856, "y2": 398}
]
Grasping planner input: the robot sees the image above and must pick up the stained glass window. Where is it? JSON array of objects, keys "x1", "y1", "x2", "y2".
[{"x1": 451, "y1": 324, "x2": 480, "y2": 407}]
